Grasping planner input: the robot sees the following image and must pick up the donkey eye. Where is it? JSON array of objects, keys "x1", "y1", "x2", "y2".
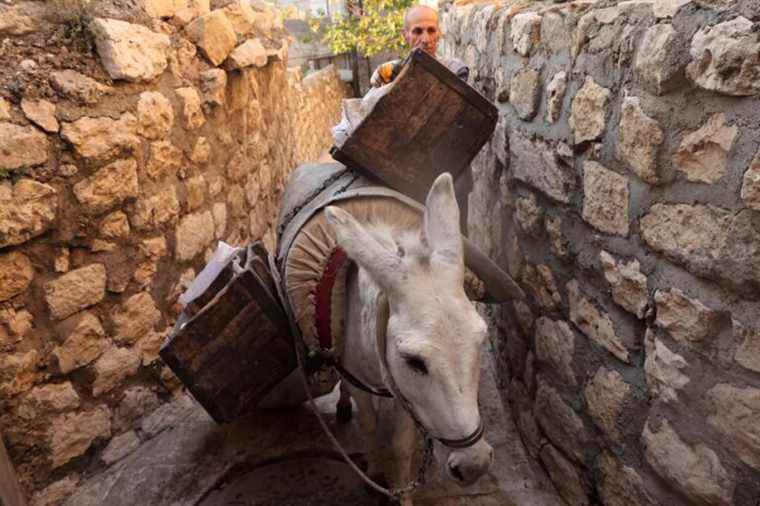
[{"x1": 404, "y1": 356, "x2": 428, "y2": 375}]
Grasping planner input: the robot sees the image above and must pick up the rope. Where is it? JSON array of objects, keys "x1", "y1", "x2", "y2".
[{"x1": 268, "y1": 251, "x2": 401, "y2": 500}]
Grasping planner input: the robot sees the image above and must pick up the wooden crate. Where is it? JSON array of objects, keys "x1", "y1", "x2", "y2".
[
  {"x1": 160, "y1": 243, "x2": 295, "y2": 423},
  {"x1": 331, "y1": 49, "x2": 498, "y2": 202}
]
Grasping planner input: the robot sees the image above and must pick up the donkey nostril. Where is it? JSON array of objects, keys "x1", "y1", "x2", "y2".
[{"x1": 450, "y1": 463, "x2": 464, "y2": 482}]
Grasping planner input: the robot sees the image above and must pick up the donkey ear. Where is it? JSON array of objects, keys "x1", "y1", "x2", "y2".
[
  {"x1": 424, "y1": 173, "x2": 463, "y2": 264},
  {"x1": 324, "y1": 206, "x2": 401, "y2": 289}
]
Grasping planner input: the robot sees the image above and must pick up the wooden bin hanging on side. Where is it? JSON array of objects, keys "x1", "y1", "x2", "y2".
[
  {"x1": 160, "y1": 243, "x2": 296, "y2": 423},
  {"x1": 331, "y1": 48, "x2": 498, "y2": 203}
]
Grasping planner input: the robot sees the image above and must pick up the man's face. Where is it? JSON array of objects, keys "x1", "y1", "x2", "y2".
[{"x1": 403, "y1": 7, "x2": 440, "y2": 56}]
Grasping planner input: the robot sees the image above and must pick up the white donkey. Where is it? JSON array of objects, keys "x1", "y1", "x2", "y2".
[{"x1": 324, "y1": 173, "x2": 493, "y2": 503}]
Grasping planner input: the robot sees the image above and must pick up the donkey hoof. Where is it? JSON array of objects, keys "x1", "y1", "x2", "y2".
[{"x1": 336, "y1": 401, "x2": 353, "y2": 423}]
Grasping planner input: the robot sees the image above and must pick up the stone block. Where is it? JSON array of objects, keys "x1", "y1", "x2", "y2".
[
  {"x1": 514, "y1": 192, "x2": 543, "y2": 236},
  {"x1": 175, "y1": 210, "x2": 216, "y2": 260},
  {"x1": 73, "y1": 159, "x2": 139, "y2": 214},
  {"x1": 641, "y1": 204, "x2": 760, "y2": 292},
  {"x1": 99, "y1": 211, "x2": 130, "y2": 240},
  {"x1": 741, "y1": 150, "x2": 760, "y2": 210},
  {"x1": 21, "y1": 98, "x2": 59, "y2": 133},
  {"x1": 50, "y1": 70, "x2": 111, "y2": 105},
  {"x1": 0, "y1": 251, "x2": 34, "y2": 302},
  {"x1": 509, "y1": 67, "x2": 541, "y2": 121},
  {"x1": 250, "y1": 7, "x2": 275, "y2": 37},
  {"x1": 102, "y1": 430, "x2": 141, "y2": 465},
  {"x1": 540, "y1": 444, "x2": 590, "y2": 506},
  {"x1": 734, "y1": 320, "x2": 760, "y2": 373},
  {"x1": 652, "y1": 0, "x2": 692, "y2": 17},
  {"x1": 90, "y1": 18, "x2": 171, "y2": 82},
  {"x1": 138, "y1": 329, "x2": 167, "y2": 365},
  {"x1": 513, "y1": 300, "x2": 534, "y2": 336},
  {"x1": 522, "y1": 264, "x2": 561, "y2": 311},
  {"x1": 224, "y1": 38, "x2": 268, "y2": 69},
  {"x1": 0, "y1": 98, "x2": 10, "y2": 120},
  {"x1": 541, "y1": 12, "x2": 572, "y2": 54},
  {"x1": 53, "y1": 311, "x2": 108, "y2": 373},
  {"x1": 143, "y1": 0, "x2": 188, "y2": 18},
  {"x1": 184, "y1": 175, "x2": 205, "y2": 210},
  {"x1": 642, "y1": 418, "x2": 734, "y2": 505},
  {"x1": 672, "y1": 113, "x2": 738, "y2": 184},
  {"x1": 60, "y1": 113, "x2": 140, "y2": 161},
  {"x1": 137, "y1": 91, "x2": 174, "y2": 140},
  {"x1": 509, "y1": 379, "x2": 541, "y2": 457},
  {"x1": 49, "y1": 406, "x2": 112, "y2": 468},
  {"x1": 686, "y1": 17, "x2": 760, "y2": 96},
  {"x1": 510, "y1": 12, "x2": 541, "y2": 57},
  {"x1": 510, "y1": 132, "x2": 575, "y2": 204},
  {"x1": 186, "y1": 10, "x2": 237, "y2": 66},
  {"x1": 146, "y1": 140, "x2": 183, "y2": 179},
  {"x1": 584, "y1": 367, "x2": 630, "y2": 443},
  {"x1": 567, "y1": 279, "x2": 630, "y2": 363},
  {"x1": 0, "y1": 2, "x2": 48, "y2": 36},
  {"x1": 707, "y1": 383, "x2": 760, "y2": 471},
  {"x1": 212, "y1": 202, "x2": 227, "y2": 239},
  {"x1": 534, "y1": 379, "x2": 589, "y2": 464},
  {"x1": 582, "y1": 161, "x2": 629, "y2": 236},
  {"x1": 134, "y1": 238, "x2": 168, "y2": 288},
  {"x1": 644, "y1": 329, "x2": 689, "y2": 403},
  {"x1": 191, "y1": 136, "x2": 212, "y2": 163},
  {"x1": 597, "y1": 452, "x2": 655, "y2": 506},
  {"x1": 0, "y1": 122, "x2": 50, "y2": 171},
  {"x1": 545, "y1": 71, "x2": 567, "y2": 123},
  {"x1": 654, "y1": 287, "x2": 720, "y2": 346},
  {"x1": 173, "y1": 0, "x2": 211, "y2": 25},
  {"x1": 4, "y1": 309, "x2": 33, "y2": 340},
  {"x1": 599, "y1": 250, "x2": 648, "y2": 318},
  {"x1": 635, "y1": 23, "x2": 685, "y2": 95},
  {"x1": 92, "y1": 347, "x2": 141, "y2": 396},
  {"x1": 222, "y1": 0, "x2": 258, "y2": 37},
  {"x1": 545, "y1": 215, "x2": 569, "y2": 258},
  {"x1": 0, "y1": 350, "x2": 39, "y2": 397},
  {"x1": 200, "y1": 69, "x2": 226, "y2": 106},
  {"x1": 569, "y1": 76, "x2": 610, "y2": 144},
  {"x1": 175, "y1": 86, "x2": 205, "y2": 130},
  {"x1": 534, "y1": 317, "x2": 576, "y2": 385},
  {"x1": 111, "y1": 292, "x2": 161, "y2": 345},
  {"x1": 130, "y1": 186, "x2": 181, "y2": 230},
  {"x1": 17, "y1": 382, "x2": 80, "y2": 420},
  {"x1": 45, "y1": 264, "x2": 107, "y2": 320},
  {"x1": 616, "y1": 97, "x2": 664, "y2": 185}
]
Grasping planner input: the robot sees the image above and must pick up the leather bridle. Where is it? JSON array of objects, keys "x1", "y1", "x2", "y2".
[{"x1": 370, "y1": 291, "x2": 486, "y2": 451}]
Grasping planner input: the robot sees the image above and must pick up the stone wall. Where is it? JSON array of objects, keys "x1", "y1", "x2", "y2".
[
  {"x1": 441, "y1": 1, "x2": 760, "y2": 505},
  {"x1": 0, "y1": 0, "x2": 348, "y2": 501}
]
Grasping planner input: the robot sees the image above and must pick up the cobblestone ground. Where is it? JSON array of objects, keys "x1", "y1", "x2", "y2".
[{"x1": 65, "y1": 344, "x2": 562, "y2": 506}]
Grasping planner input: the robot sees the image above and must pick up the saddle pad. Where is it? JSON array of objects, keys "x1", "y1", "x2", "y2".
[{"x1": 283, "y1": 196, "x2": 422, "y2": 354}]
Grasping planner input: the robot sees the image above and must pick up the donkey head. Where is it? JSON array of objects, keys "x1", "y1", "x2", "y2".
[{"x1": 325, "y1": 173, "x2": 492, "y2": 486}]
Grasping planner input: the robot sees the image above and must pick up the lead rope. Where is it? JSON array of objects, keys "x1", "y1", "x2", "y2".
[{"x1": 268, "y1": 253, "x2": 431, "y2": 502}]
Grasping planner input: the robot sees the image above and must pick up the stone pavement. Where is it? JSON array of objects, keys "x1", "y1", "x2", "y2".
[{"x1": 65, "y1": 346, "x2": 563, "y2": 506}]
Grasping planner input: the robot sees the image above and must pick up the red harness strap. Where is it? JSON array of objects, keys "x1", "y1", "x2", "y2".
[{"x1": 314, "y1": 247, "x2": 349, "y2": 350}]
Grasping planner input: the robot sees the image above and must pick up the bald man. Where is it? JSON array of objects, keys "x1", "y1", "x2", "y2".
[{"x1": 370, "y1": 5, "x2": 469, "y2": 87}]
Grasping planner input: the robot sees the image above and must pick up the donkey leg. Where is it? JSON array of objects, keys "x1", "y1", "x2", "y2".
[
  {"x1": 349, "y1": 387, "x2": 386, "y2": 489},
  {"x1": 336, "y1": 380, "x2": 353, "y2": 423},
  {"x1": 391, "y1": 403, "x2": 417, "y2": 506}
]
